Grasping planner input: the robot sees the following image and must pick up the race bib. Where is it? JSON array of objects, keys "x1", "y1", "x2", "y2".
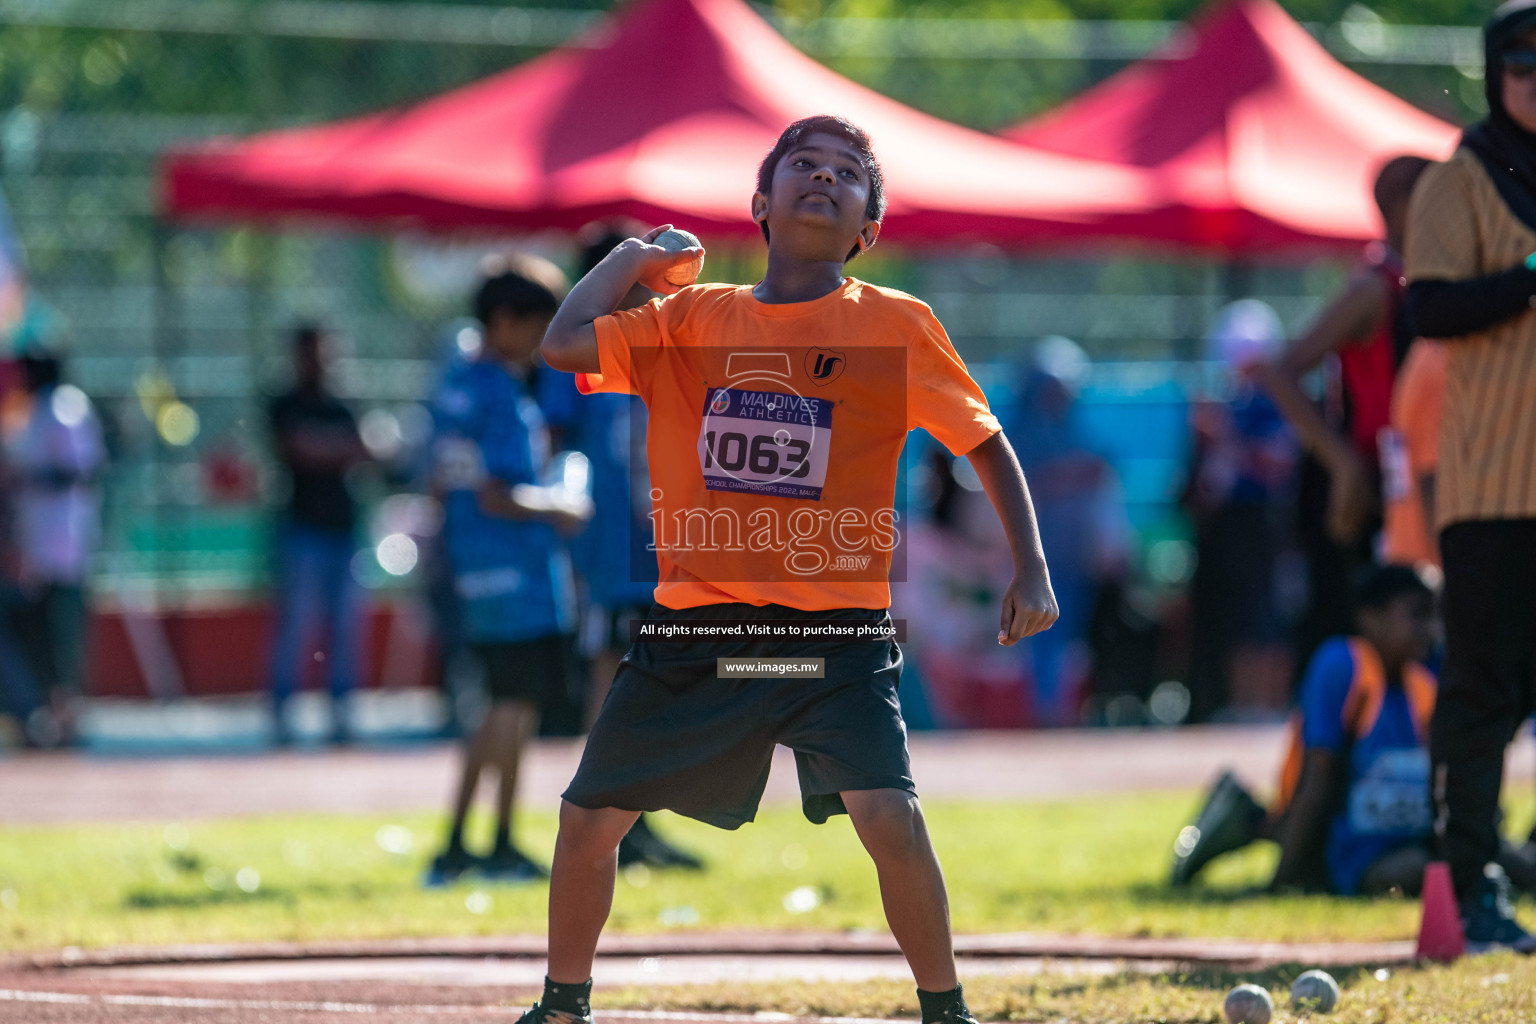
[
  {"x1": 1348, "y1": 748, "x2": 1432, "y2": 835},
  {"x1": 1378, "y1": 426, "x2": 1411, "y2": 502},
  {"x1": 697, "y1": 386, "x2": 832, "y2": 501}
]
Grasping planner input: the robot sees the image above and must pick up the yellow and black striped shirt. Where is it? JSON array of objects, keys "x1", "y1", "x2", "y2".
[{"x1": 1406, "y1": 147, "x2": 1536, "y2": 528}]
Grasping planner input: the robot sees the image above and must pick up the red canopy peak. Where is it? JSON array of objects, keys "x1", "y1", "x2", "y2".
[{"x1": 1005, "y1": 0, "x2": 1461, "y2": 250}]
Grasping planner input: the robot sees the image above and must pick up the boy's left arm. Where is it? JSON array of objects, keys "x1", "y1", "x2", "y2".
[
  {"x1": 1269, "y1": 749, "x2": 1340, "y2": 892},
  {"x1": 965, "y1": 431, "x2": 1059, "y2": 645},
  {"x1": 1270, "y1": 639, "x2": 1355, "y2": 892}
]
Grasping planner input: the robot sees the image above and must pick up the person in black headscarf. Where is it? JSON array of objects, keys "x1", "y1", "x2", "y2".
[{"x1": 1403, "y1": 0, "x2": 1536, "y2": 955}]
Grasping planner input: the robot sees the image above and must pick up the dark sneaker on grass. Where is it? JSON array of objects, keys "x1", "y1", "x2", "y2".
[
  {"x1": 477, "y1": 846, "x2": 549, "y2": 883},
  {"x1": 924, "y1": 1007, "x2": 980, "y2": 1024},
  {"x1": 422, "y1": 847, "x2": 476, "y2": 889},
  {"x1": 618, "y1": 814, "x2": 705, "y2": 870},
  {"x1": 1169, "y1": 771, "x2": 1267, "y2": 886},
  {"x1": 516, "y1": 1002, "x2": 592, "y2": 1024},
  {"x1": 1462, "y1": 864, "x2": 1536, "y2": 955},
  {"x1": 1500, "y1": 838, "x2": 1536, "y2": 895}
]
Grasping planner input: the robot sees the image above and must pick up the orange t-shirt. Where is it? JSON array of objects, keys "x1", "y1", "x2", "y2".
[
  {"x1": 1379, "y1": 339, "x2": 1447, "y2": 568},
  {"x1": 577, "y1": 278, "x2": 1001, "y2": 611}
]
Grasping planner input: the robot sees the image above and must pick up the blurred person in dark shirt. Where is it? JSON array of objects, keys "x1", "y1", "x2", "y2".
[
  {"x1": 0, "y1": 353, "x2": 50, "y2": 745},
  {"x1": 267, "y1": 324, "x2": 370, "y2": 746}
]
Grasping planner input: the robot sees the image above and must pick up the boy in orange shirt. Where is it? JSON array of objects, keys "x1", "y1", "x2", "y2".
[{"x1": 534, "y1": 115, "x2": 1058, "y2": 1024}]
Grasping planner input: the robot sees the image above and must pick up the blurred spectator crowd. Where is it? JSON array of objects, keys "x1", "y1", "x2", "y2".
[{"x1": 0, "y1": 207, "x2": 1443, "y2": 746}]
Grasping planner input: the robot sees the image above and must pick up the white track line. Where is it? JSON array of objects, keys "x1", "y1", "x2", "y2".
[
  {"x1": 0, "y1": 990, "x2": 91, "y2": 1004},
  {"x1": 0, "y1": 989, "x2": 905, "y2": 1022}
]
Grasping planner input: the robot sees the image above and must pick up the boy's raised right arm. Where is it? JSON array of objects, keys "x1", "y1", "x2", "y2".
[{"x1": 542, "y1": 225, "x2": 705, "y2": 375}]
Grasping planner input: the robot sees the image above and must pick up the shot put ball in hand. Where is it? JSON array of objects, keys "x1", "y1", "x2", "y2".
[
  {"x1": 1223, "y1": 984, "x2": 1273, "y2": 1024},
  {"x1": 653, "y1": 228, "x2": 704, "y2": 287}
]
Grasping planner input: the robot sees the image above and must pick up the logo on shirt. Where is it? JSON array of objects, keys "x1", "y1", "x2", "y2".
[
  {"x1": 710, "y1": 390, "x2": 731, "y2": 414},
  {"x1": 805, "y1": 348, "x2": 846, "y2": 386}
]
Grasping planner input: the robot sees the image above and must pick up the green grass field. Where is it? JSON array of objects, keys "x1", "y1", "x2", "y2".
[
  {"x1": 4, "y1": 790, "x2": 1533, "y2": 951},
  {"x1": 5, "y1": 789, "x2": 1536, "y2": 1022}
]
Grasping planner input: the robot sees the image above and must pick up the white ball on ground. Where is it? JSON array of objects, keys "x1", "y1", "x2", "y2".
[
  {"x1": 1290, "y1": 969, "x2": 1340, "y2": 1013},
  {"x1": 1223, "y1": 983, "x2": 1273, "y2": 1024},
  {"x1": 652, "y1": 228, "x2": 703, "y2": 287}
]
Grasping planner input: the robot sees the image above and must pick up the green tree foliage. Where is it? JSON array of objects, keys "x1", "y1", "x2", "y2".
[{"x1": 0, "y1": 1, "x2": 1499, "y2": 130}]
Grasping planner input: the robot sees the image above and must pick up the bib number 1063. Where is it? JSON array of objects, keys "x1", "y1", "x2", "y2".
[
  {"x1": 703, "y1": 430, "x2": 811, "y2": 478},
  {"x1": 697, "y1": 386, "x2": 832, "y2": 501}
]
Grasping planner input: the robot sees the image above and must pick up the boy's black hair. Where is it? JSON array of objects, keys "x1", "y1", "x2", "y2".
[
  {"x1": 1354, "y1": 563, "x2": 1434, "y2": 613},
  {"x1": 473, "y1": 252, "x2": 566, "y2": 325},
  {"x1": 755, "y1": 115, "x2": 885, "y2": 263}
]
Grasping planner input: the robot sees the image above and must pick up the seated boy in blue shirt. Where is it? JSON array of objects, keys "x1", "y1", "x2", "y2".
[
  {"x1": 1271, "y1": 564, "x2": 1437, "y2": 895},
  {"x1": 1172, "y1": 564, "x2": 1439, "y2": 895}
]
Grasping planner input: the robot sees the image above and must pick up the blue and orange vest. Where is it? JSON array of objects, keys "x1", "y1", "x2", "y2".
[{"x1": 1272, "y1": 637, "x2": 1436, "y2": 820}]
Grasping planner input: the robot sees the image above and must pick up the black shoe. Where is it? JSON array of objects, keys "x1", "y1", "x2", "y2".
[
  {"x1": 924, "y1": 1002, "x2": 980, "y2": 1024},
  {"x1": 516, "y1": 1002, "x2": 592, "y2": 1024},
  {"x1": 1170, "y1": 771, "x2": 1266, "y2": 886},
  {"x1": 478, "y1": 845, "x2": 549, "y2": 883},
  {"x1": 1501, "y1": 839, "x2": 1536, "y2": 895},
  {"x1": 1462, "y1": 864, "x2": 1536, "y2": 954},
  {"x1": 422, "y1": 847, "x2": 477, "y2": 889},
  {"x1": 617, "y1": 815, "x2": 705, "y2": 870}
]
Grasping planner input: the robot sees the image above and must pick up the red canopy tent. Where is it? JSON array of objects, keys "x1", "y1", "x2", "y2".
[
  {"x1": 1003, "y1": 0, "x2": 1461, "y2": 254},
  {"x1": 159, "y1": 0, "x2": 1179, "y2": 246}
]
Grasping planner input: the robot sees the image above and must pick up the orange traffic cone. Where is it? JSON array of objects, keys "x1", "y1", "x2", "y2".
[{"x1": 1416, "y1": 861, "x2": 1465, "y2": 962}]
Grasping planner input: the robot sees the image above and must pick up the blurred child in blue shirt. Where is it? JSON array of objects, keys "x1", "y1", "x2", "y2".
[
  {"x1": 1174, "y1": 561, "x2": 1536, "y2": 898},
  {"x1": 1274, "y1": 564, "x2": 1437, "y2": 895},
  {"x1": 424, "y1": 253, "x2": 591, "y2": 886},
  {"x1": 1172, "y1": 563, "x2": 1439, "y2": 895}
]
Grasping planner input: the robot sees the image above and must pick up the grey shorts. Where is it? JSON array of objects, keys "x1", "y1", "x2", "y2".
[{"x1": 563, "y1": 603, "x2": 912, "y2": 829}]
